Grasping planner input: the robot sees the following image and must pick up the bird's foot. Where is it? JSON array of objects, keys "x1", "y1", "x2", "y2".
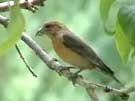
[
  {"x1": 57, "y1": 66, "x2": 70, "y2": 76},
  {"x1": 68, "y1": 69, "x2": 83, "y2": 85},
  {"x1": 57, "y1": 65, "x2": 76, "y2": 75},
  {"x1": 57, "y1": 66, "x2": 83, "y2": 85}
]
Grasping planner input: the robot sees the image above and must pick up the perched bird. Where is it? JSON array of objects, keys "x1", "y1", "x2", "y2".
[{"x1": 36, "y1": 21, "x2": 121, "y2": 84}]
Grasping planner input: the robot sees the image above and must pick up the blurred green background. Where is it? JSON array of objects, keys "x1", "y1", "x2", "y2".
[{"x1": 0, "y1": 0, "x2": 134, "y2": 101}]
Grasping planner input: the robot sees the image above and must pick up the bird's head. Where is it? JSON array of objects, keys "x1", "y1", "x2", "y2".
[{"x1": 36, "y1": 21, "x2": 66, "y2": 38}]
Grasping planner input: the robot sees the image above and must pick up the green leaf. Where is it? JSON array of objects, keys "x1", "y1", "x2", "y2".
[
  {"x1": 100, "y1": 0, "x2": 115, "y2": 21},
  {"x1": 104, "y1": 3, "x2": 120, "y2": 35},
  {"x1": 100, "y1": 0, "x2": 121, "y2": 35},
  {"x1": 0, "y1": 4, "x2": 25, "y2": 55},
  {"x1": 118, "y1": 5, "x2": 135, "y2": 47},
  {"x1": 115, "y1": 23, "x2": 131, "y2": 62},
  {"x1": 100, "y1": 0, "x2": 135, "y2": 35}
]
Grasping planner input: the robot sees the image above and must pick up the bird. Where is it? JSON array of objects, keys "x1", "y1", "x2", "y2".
[{"x1": 36, "y1": 21, "x2": 121, "y2": 84}]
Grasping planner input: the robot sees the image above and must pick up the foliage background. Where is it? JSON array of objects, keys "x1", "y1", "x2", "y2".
[{"x1": 0, "y1": 0, "x2": 134, "y2": 101}]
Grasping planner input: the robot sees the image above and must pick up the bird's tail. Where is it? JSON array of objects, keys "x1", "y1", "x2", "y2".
[
  {"x1": 98, "y1": 64, "x2": 123, "y2": 85},
  {"x1": 110, "y1": 73, "x2": 122, "y2": 85}
]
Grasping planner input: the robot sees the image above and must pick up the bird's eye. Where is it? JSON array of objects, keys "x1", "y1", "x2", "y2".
[
  {"x1": 45, "y1": 25, "x2": 53, "y2": 29},
  {"x1": 45, "y1": 25, "x2": 52, "y2": 28}
]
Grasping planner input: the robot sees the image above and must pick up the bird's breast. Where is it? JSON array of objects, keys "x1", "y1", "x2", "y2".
[{"x1": 52, "y1": 38, "x2": 94, "y2": 69}]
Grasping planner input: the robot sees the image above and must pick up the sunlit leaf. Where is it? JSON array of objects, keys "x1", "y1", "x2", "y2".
[
  {"x1": 100, "y1": 0, "x2": 135, "y2": 35},
  {"x1": 103, "y1": 3, "x2": 120, "y2": 35},
  {"x1": 118, "y1": 5, "x2": 135, "y2": 47},
  {"x1": 100, "y1": 0, "x2": 115, "y2": 20},
  {"x1": 115, "y1": 23, "x2": 131, "y2": 62},
  {"x1": 0, "y1": 3, "x2": 25, "y2": 55},
  {"x1": 100, "y1": 0, "x2": 121, "y2": 35}
]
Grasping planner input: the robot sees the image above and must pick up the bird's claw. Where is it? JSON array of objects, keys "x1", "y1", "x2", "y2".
[
  {"x1": 68, "y1": 71, "x2": 83, "y2": 85},
  {"x1": 57, "y1": 66, "x2": 69, "y2": 76},
  {"x1": 56, "y1": 64, "x2": 83, "y2": 85}
]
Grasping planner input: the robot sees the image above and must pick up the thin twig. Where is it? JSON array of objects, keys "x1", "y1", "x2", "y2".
[{"x1": 15, "y1": 44, "x2": 37, "y2": 77}]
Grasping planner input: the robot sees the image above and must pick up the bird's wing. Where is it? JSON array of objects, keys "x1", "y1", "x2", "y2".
[{"x1": 62, "y1": 33, "x2": 114, "y2": 74}]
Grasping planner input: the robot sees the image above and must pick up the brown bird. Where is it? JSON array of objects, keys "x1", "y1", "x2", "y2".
[{"x1": 36, "y1": 21, "x2": 121, "y2": 84}]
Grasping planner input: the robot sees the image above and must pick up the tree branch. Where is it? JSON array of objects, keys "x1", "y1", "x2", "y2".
[
  {"x1": 0, "y1": 0, "x2": 46, "y2": 12},
  {"x1": 15, "y1": 44, "x2": 38, "y2": 77}
]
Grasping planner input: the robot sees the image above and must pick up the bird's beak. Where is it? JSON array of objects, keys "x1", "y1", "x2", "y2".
[{"x1": 35, "y1": 27, "x2": 44, "y2": 37}]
